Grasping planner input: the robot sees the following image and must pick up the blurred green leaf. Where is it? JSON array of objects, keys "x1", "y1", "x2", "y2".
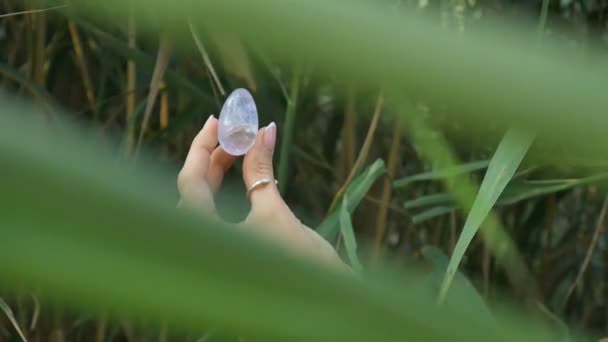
[
  {"x1": 439, "y1": 128, "x2": 535, "y2": 302},
  {"x1": 1, "y1": 0, "x2": 604, "y2": 338},
  {"x1": 0, "y1": 96, "x2": 558, "y2": 341}
]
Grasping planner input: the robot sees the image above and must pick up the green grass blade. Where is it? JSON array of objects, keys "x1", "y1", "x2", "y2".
[
  {"x1": 189, "y1": 21, "x2": 226, "y2": 97},
  {"x1": 404, "y1": 173, "x2": 608, "y2": 211},
  {"x1": 421, "y1": 246, "x2": 492, "y2": 321},
  {"x1": 394, "y1": 160, "x2": 489, "y2": 188},
  {"x1": 438, "y1": 128, "x2": 535, "y2": 303},
  {"x1": 339, "y1": 196, "x2": 363, "y2": 273},
  {"x1": 403, "y1": 193, "x2": 453, "y2": 209},
  {"x1": 411, "y1": 206, "x2": 456, "y2": 224},
  {"x1": 317, "y1": 159, "x2": 386, "y2": 240},
  {"x1": 0, "y1": 298, "x2": 28, "y2": 342},
  {"x1": 498, "y1": 174, "x2": 608, "y2": 205}
]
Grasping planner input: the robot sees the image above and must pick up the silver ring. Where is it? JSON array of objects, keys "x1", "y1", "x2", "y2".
[{"x1": 247, "y1": 178, "x2": 278, "y2": 197}]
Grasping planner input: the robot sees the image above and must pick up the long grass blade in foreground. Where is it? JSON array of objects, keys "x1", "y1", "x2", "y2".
[
  {"x1": 421, "y1": 246, "x2": 492, "y2": 321},
  {"x1": 0, "y1": 95, "x2": 559, "y2": 341},
  {"x1": 438, "y1": 128, "x2": 535, "y2": 302},
  {"x1": 403, "y1": 112, "x2": 537, "y2": 300}
]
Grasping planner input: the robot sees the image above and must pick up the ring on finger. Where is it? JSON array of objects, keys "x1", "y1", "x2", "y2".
[{"x1": 247, "y1": 178, "x2": 278, "y2": 198}]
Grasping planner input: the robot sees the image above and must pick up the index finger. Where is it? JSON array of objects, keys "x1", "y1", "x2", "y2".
[{"x1": 182, "y1": 115, "x2": 219, "y2": 177}]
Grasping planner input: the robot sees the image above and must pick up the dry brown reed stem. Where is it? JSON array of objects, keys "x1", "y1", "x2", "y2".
[
  {"x1": 94, "y1": 315, "x2": 107, "y2": 342},
  {"x1": 371, "y1": 115, "x2": 402, "y2": 262},
  {"x1": 33, "y1": 12, "x2": 45, "y2": 86},
  {"x1": 160, "y1": 80, "x2": 170, "y2": 159},
  {"x1": 0, "y1": 5, "x2": 66, "y2": 19},
  {"x1": 332, "y1": 94, "x2": 383, "y2": 253},
  {"x1": 126, "y1": 8, "x2": 137, "y2": 154},
  {"x1": 328, "y1": 93, "x2": 384, "y2": 214},
  {"x1": 341, "y1": 90, "x2": 357, "y2": 180},
  {"x1": 135, "y1": 33, "x2": 172, "y2": 156},
  {"x1": 68, "y1": 20, "x2": 96, "y2": 111},
  {"x1": 564, "y1": 195, "x2": 608, "y2": 302}
]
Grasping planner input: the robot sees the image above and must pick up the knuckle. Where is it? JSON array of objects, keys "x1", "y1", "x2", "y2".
[{"x1": 253, "y1": 160, "x2": 273, "y2": 178}]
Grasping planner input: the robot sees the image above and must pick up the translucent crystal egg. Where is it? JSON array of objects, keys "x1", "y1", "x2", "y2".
[{"x1": 217, "y1": 88, "x2": 259, "y2": 156}]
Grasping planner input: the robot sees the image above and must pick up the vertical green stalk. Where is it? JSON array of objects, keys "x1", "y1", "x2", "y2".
[
  {"x1": 537, "y1": 0, "x2": 550, "y2": 40},
  {"x1": 277, "y1": 67, "x2": 301, "y2": 194}
]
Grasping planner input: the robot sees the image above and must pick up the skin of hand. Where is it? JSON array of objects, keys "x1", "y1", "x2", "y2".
[{"x1": 177, "y1": 115, "x2": 346, "y2": 270}]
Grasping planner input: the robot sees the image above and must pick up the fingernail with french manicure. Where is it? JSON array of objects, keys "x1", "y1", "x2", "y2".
[
  {"x1": 264, "y1": 122, "x2": 277, "y2": 150},
  {"x1": 203, "y1": 114, "x2": 214, "y2": 127}
]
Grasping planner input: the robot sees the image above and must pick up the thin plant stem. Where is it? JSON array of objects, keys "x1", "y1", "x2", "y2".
[
  {"x1": 0, "y1": 5, "x2": 67, "y2": 19},
  {"x1": 126, "y1": 7, "x2": 137, "y2": 155},
  {"x1": 563, "y1": 195, "x2": 608, "y2": 305},
  {"x1": 189, "y1": 21, "x2": 226, "y2": 96},
  {"x1": 328, "y1": 93, "x2": 384, "y2": 214},
  {"x1": 68, "y1": 20, "x2": 96, "y2": 111},
  {"x1": 371, "y1": 115, "x2": 402, "y2": 262},
  {"x1": 278, "y1": 67, "x2": 301, "y2": 194},
  {"x1": 134, "y1": 33, "x2": 172, "y2": 157},
  {"x1": 537, "y1": 0, "x2": 550, "y2": 40}
]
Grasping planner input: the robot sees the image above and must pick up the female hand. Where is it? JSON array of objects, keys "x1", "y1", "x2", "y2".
[{"x1": 177, "y1": 115, "x2": 345, "y2": 269}]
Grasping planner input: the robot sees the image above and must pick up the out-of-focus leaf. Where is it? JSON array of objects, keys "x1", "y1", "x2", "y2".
[
  {"x1": 0, "y1": 96, "x2": 558, "y2": 342},
  {"x1": 317, "y1": 159, "x2": 386, "y2": 241},
  {"x1": 535, "y1": 302, "x2": 571, "y2": 342},
  {"x1": 439, "y1": 128, "x2": 535, "y2": 302},
  {"x1": 339, "y1": 197, "x2": 362, "y2": 273}
]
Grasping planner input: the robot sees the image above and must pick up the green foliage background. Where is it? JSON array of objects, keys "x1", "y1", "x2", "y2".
[{"x1": 1, "y1": 0, "x2": 608, "y2": 340}]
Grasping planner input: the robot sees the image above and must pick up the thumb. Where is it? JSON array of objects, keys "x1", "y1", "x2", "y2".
[{"x1": 242, "y1": 122, "x2": 284, "y2": 221}]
